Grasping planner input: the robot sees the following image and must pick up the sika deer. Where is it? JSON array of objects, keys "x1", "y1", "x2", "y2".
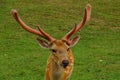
[{"x1": 11, "y1": 4, "x2": 91, "y2": 80}]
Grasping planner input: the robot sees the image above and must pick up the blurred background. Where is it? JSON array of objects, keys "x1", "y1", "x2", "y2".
[{"x1": 0, "y1": 0, "x2": 120, "y2": 80}]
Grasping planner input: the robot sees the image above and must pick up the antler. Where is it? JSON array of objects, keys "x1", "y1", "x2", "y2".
[
  {"x1": 11, "y1": 9, "x2": 55, "y2": 42},
  {"x1": 62, "y1": 4, "x2": 91, "y2": 44}
]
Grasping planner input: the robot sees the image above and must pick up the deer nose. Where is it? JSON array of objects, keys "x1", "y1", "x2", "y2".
[{"x1": 62, "y1": 60, "x2": 69, "y2": 68}]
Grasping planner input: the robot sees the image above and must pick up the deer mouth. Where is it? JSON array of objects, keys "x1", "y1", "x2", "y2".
[{"x1": 63, "y1": 65, "x2": 68, "y2": 68}]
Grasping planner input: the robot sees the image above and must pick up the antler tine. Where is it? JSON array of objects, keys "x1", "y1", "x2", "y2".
[
  {"x1": 62, "y1": 24, "x2": 77, "y2": 43},
  {"x1": 76, "y1": 4, "x2": 91, "y2": 31},
  {"x1": 11, "y1": 9, "x2": 55, "y2": 42},
  {"x1": 37, "y1": 25, "x2": 55, "y2": 42},
  {"x1": 86, "y1": 4, "x2": 91, "y2": 22},
  {"x1": 11, "y1": 9, "x2": 41, "y2": 36},
  {"x1": 62, "y1": 4, "x2": 91, "y2": 43}
]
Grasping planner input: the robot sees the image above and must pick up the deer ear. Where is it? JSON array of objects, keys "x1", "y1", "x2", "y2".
[
  {"x1": 70, "y1": 36, "x2": 80, "y2": 47},
  {"x1": 36, "y1": 38, "x2": 49, "y2": 49}
]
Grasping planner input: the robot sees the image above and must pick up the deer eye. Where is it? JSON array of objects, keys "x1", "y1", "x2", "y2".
[{"x1": 51, "y1": 49, "x2": 57, "y2": 53}]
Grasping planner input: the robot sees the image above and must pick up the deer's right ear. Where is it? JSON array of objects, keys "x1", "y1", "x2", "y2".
[{"x1": 36, "y1": 38, "x2": 49, "y2": 49}]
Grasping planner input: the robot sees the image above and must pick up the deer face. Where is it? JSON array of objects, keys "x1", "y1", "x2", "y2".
[
  {"x1": 36, "y1": 39, "x2": 79, "y2": 68},
  {"x1": 50, "y1": 40, "x2": 70, "y2": 68}
]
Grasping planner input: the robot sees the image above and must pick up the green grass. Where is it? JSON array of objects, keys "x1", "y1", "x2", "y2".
[{"x1": 0, "y1": 0, "x2": 120, "y2": 80}]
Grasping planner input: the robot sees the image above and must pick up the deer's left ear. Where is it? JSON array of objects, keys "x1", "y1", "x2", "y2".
[
  {"x1": 36, "y1": 38, "x2": 49, "y2": 49},
  {"x1": 69, "y1": 36, "x2": 80, "y2": 47}
]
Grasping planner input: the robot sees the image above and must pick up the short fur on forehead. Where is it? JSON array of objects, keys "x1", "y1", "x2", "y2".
[{"x1": 49, "y1": 40, "x2": 69, "y2": 49}]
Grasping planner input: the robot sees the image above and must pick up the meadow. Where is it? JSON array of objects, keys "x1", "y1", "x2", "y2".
[{"x1": 0, "y1": 0, "x2": 120, "y2": 80}]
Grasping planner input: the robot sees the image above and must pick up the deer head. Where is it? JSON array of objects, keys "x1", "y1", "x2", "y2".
[{"x1": 11, "y1": 4, "x2": 91, "y2": 68}]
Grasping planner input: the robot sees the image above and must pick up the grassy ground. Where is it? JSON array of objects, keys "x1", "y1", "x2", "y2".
[{"x1": 0, "y1": 0, "x2": 120, "y2": 80}]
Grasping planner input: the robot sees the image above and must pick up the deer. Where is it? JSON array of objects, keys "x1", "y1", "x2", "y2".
[{"x1": 11, "y1": 4, "x2": 91, "y2": 80}]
